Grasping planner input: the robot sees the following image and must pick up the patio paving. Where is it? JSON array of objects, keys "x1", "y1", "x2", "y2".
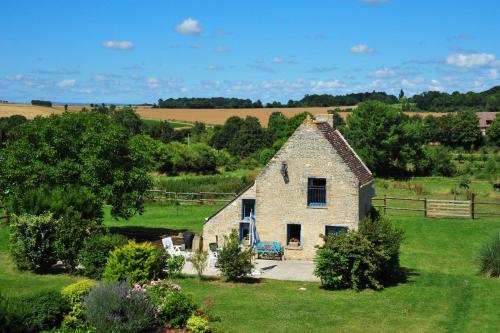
[{"x1": 182, "y1": 259, "x2": 320, "y2": 282}]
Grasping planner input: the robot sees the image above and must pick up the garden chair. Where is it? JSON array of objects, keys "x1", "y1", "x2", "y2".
[
  {"x1": 162, "y1": 237, "x2": 192, "y2": 260},
  {"x1": 208, "y1": 242, "x2": 219, "y2": 267}
]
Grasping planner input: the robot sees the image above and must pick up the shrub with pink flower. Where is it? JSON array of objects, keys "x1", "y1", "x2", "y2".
[{"x1": 146, "y1": 279, "x2": 195, "y2": 328}]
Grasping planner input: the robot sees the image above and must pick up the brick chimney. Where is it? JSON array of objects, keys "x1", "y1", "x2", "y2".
[{"x1": 315, "y1": 114, "x2": 334, "y2": 128}]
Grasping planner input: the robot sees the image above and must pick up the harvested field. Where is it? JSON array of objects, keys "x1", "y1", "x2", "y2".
[
  {"x1": 134, "y1": 106, "x2": 356, "y2": 126},
  {"x1": 0, "y1": 104, "x2": 63, "y2": 119},
  {"x1": 3, "y1": 104, "x2": 446, "y2": 126}
]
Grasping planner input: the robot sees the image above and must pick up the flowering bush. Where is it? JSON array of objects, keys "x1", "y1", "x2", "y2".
[
  {"x1": 84, "y1": 281, "x2": 157, "y2": 333},
  {"x1": 146, "y1": 280, "x2": 195, "y2": 328}
]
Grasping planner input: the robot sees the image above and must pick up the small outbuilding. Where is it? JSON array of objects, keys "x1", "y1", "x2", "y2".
[{"x1": 202, "y1": 114, "x2": 375, "y2": 260}]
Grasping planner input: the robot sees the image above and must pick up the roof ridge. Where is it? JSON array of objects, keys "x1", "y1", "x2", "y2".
[{"x1": 315, "y1": 122, "x2": 373, "y2": 186}]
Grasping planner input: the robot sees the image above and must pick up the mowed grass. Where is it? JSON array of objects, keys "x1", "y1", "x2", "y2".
[
  {"x1": 0, "y1": 180, "x2": 499, "y2": 331},
  {"x1": 103, "y1": 203, "x2": 223, "y2": 235},
  {"x1": 0, "y1": 225, "x2": 79, "y2": 297}
]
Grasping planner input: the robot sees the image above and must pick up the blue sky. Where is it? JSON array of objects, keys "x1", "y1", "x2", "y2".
[{"x1": 1, "y1": 0, "x2": 499, "y2": 103}]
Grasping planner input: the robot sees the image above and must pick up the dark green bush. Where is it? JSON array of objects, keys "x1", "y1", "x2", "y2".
[
  {"x1": 102, "y1": 241, "x2": 166, "y2": 284},
  {"x1": 479, "y1": 234, "x2": 500, "y2": 277},
  {"x1": 0, "y1": 290, "x2": 69, "y2": 333},
  {"x1": 84, "y1": 281, "x2": 157, "y2": 333},
  {"x1": 55, "y1": 210, "x2": 102, "y2": 273},
  {"x1": 9, "y1": 213, "x2": 60, "y2": 272},
  {"x1": 314, "y1": 232, "x2": 385, "y2": 290},
  {"x1": 78, "y1": 232, "x2": 128, "y2": 279},
  {"x1": 217, "y1": 230, "x2": 254, "y2": 281},
  {"x1": 31, "y1": 99, "x2": 52, "y2": 107},
  {"x1": 358, "y1": 216, "x2": 404, "y2": 283},
  {"x1": 315, "y1": 216, "x2": 404, "y2": 291}
]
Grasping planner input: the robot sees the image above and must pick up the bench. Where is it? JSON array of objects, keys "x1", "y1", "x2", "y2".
[{"x1": 255, "y1": 241, "x2": 283, "y2": 260}]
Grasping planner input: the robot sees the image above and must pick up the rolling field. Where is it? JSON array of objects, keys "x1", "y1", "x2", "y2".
[
  {"x1": 0, "y1": 103, "x2": 63, "y2": 119},
  {"x1": 1, "y1": 103, "x2": 446, "y2": 126}
]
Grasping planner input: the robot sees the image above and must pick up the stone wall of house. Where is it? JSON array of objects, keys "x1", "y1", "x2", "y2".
[
  {"x1": 202, "y1": 119, "x2": 372, "y2": 260},
  {"x1": 202, "y1": 184, "x2": 256, "y2": 250},
  {"x1": 254, "y1": 120, "x2": 361, "y2": 260}
]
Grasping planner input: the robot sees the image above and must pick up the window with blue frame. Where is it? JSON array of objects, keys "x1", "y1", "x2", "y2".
[
  {"x1": 325, "y1": 225, "x2": 348, "y2": 236},
  {"x1": 287, "y1": 224, "x2": 301, "y2": 246},
  {"x1": 242, "y1": 199, "x2": 255, "y2": 220},
  {"x1": 307, "y1": 178, "x2": 327, "y2": 206},
  {"x1": 239, "y1": 222, "x2": 250, "y2": 244}
]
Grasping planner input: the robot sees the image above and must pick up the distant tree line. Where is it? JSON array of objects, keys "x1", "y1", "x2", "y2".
[
  {"x1": 157, "y1": 97, "x2": 262, "y2": 109},
  {"x1": 409, "y1": 86, "x2": 500, "y2": 111},
  {"x1": 155, "y1": 91, "x2": 398, "y2": 109},
  {"x1": 154, "y1": 86, "x2": 500, "y2": 112},
  {"x1": 31, "y1": 100, "x2": 52, "y2": 107}
]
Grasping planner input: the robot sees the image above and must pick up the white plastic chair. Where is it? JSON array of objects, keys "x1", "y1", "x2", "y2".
[
  {"x1": 162, "y1": 237, "x2": 192, "y2": 260},
  {"x1": 208, "y1": 243, "x2": 219, "y2": 267}
]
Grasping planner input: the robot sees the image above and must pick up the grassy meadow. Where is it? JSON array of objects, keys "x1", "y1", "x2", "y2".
[{"x1": 0, "y1": 177, "x2": 499, "y2": 332}]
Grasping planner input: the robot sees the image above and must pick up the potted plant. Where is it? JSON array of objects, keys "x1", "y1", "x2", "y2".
[{"x1": 289, "y1": 237, "x2": 300, "y2": 247}]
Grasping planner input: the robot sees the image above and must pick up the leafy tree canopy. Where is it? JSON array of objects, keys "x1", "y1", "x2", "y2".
[
  {"x1": 345, "y1": 101, "x2": 427, "y2": 177},
  {"x1": 0, "y1": 110, "x2": 152, "y2": 219}
]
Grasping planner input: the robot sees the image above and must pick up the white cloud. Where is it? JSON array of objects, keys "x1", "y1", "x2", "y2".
[
  {"x1": 272, "y1": 57, "x2": 284, "y2": 64},
  {"x1": 102, "y1": 40, "x2": 134, "y2": 50},
  {"x1": 57, "y1": 79, "x2": 76, "y2": 88},
  {"x1": 310, "y1": 79, "x2": 345, "y2": 92},
  {"x1": 272, "y1": 56, "x2": 299, "y2": 64},
  {"x1": 487, "y1": 69, "x2": 498, "y2": 80},
  {"x1": 5, "y1": 74, "x2": 24, "y2": 81},
  {"x1": 206, "y1": 64, "x2": 224, "y2": 71},
  {"x1": 446, "y1": 53, "x2": 496, "y2": 68},
  {"x1": 94, "y1": 75, "x2": 109, "y2": 81},
  {"x1": 175, "y1": 18, "x2": 201, "y2": 36},
  {"x1": 248, "y1": 64, "x2": 275, "y2": 73},
  {"x1": 350, "y1": 44, "x2": 375, "y2": 54},
  {"x1": 369, "y1": 68, "x2": 397, "y2": 78},
  {"x1": 214, "y1": 46, "x2": 229, "y2": 53},
  {"x1": 146, "y1": 77, "x2": 160, "y2": 89}
]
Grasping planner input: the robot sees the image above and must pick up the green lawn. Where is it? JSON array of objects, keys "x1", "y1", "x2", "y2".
[
  {"x1": 141, "y1": 118, "x2": 193, "y2": 128},
  {"x1": 1, "y1": 182, "x2": 499, "y2": 332},
  {"x1": 104, "y1": 203, "x2": 223, "y2": 235}
]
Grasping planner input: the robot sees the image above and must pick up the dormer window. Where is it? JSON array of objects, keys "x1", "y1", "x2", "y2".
[{"x1": 307, "y1": 177, "x2": 326, "y2": 206}]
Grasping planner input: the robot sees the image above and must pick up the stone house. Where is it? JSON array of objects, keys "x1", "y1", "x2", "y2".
[{"x1": 202, "y1": 114, "x2": 375, "y2": 260}]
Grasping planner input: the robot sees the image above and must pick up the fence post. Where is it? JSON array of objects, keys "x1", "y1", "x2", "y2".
[
  {"x1": 383, "y1": 194, "x2": 387, "y2": 215},
  {"x1": 470, "y1": 193, "x2": 475, "y2": 220},
  {"x1": 424, "y1": 197, "x2": 427, "y2": 217}
]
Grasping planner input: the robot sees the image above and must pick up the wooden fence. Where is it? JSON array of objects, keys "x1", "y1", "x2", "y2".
[
  {"x1": 146, "y1": 190, "x2": 237, "y2": 205},
  {"x1": 373, "y1": 194, "x2": 500, "y2": 219}
]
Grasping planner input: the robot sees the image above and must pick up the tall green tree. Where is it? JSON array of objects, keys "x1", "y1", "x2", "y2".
[
  {"x1": 0, "y1": 110, "x2": 152, "y2": 219},
  {"x1": 448, "y1": 109, "x2": 482, "y2": 149},
  {"x1": 345, "y1": 101, "x2": 426, "y2": 177},
  {"x1": 268, "y1": 112, "x2": 288, "y2": 140},
  {"x1": 486, "y1": 114, "x2": 500, "y2": 146}
]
